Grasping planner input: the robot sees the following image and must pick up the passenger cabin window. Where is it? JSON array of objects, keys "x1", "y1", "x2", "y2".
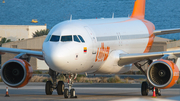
[
  {"x1": 61, "y1": 35, "x2": 72, "y2": 42},
  {"x1": 78, "y1": 35, "x2": 85, "y2": 43},
  {"x1": 50, "y1": 35, "x2": 60, "y2": 42},
  {"x1": 73, "y1": 35, "x2": 80, "y2": 42}
]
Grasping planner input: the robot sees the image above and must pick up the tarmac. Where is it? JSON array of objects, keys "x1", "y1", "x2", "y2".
[
  {"x1": 33, "y1": 74, "x2": 147, "y2": 79},
  {"x1": 0, "y1": 82, "x2": 180, "y2": 101}
]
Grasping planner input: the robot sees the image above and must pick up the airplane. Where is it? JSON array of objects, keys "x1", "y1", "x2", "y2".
[{"x1": 1, "y1": 0, "x2": 180, "y2": 98}]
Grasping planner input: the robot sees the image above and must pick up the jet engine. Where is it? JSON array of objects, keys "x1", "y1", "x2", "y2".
[
  {"x1": 147, "y1": 59, "x2": 179, "y2": 89},
  {"x1": 1, "y1": 58, "x2": 33, "y2": 88}
]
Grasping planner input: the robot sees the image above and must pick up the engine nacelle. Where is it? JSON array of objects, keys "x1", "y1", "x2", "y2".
[
  {"x1": 147, "y1": 59, "x2": 179, "y2": 89},
  {"x1": 1, "y1": 58, "x2": 33, "y2": 88}
]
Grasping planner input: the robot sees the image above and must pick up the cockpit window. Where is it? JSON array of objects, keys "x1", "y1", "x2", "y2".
[
  {"x1": 78, "y1": 35, "x2": 85, "y2": 43},
  {"x1": 73, "y1": 35, "x2": 80, "y2": 42},
  {"x1": 61, "y1": 35, "x2": 72, "y2": 42},
  {"x1": 50, "y1": 35, "x2": 60, "y2": 42},
  {"x1": 60, "y1": 35, "x2": 85, "y2": 43}
]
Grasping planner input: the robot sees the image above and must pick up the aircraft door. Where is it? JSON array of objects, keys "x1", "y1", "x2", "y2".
[{"x1": 84, "y1": 26, "x2": 97, "y2": 54}]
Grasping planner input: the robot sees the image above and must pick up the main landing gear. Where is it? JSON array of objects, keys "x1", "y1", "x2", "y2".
[
  {"x1": 45, "y1": 69, "x2": 64, "y2": 95},
  {"x1": 45, "y1": 69, "x2": 77, "y2": 98},
  {"x1": 134, "y1": 60, "x2": 161, "y2": 96},
  {"x1": 141, "y1": 81, "x2": 161, "y2": 96}
]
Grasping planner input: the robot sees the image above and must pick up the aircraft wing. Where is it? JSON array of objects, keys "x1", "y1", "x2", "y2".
[
  {"x1": 0, "y1": 47, "x2": 43, "y2": 60},
  {"x1": 118, "y1": 50, "x2": 180, "y2": 66},
  {"x1": 153, "y1": 28, "x2": 180, "y2": 36}
]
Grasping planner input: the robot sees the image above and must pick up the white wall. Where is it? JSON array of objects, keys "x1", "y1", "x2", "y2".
[
  {"x1": 0, "y1": 25, "x2": 46, "y2": 41},
  {"x1": 37, "y1": 59, "x2": 49, "y2": 70},
  {"x1": 28, "y1": 26, "x2": 47, "y2": 38}
]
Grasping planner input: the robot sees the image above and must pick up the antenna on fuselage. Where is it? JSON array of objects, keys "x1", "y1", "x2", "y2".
[
  {"x1": 112, "y1": 13, "x2": 114, "y2": 19},
  {"x1": 70, "y1": 15, "x2": 72, "y2": 21}
]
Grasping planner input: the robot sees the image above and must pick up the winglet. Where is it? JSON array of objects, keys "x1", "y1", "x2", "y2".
[{"x1": 130, "y1": 0, "x2": 146, "y2": 19}]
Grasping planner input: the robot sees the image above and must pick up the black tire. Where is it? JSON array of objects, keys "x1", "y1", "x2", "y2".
[
  {"x1": 155, "y1": 88, "x2": 161, "y2": 96},
  {"x1": 141, "y1": 81, "x2": 149, "y2": 96},
  {"x1": 45, "y1": 81, "x2": 53, "y2": 95},
  {"x1": 70, "y1": 89, "x2": 75, "y2": 97},
  {"x1": 64, "y1": 89, "x2": 69, "y2": 98},
  {"x1": 57, "y1": 81, "x2": 64, "y2": 95}
]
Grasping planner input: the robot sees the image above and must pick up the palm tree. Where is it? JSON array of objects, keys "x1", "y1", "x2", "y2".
[
  {"x1": 33, "y1": 29, "x2": 49, "y2": 37},
  {"x1": 0, "y1": 37, "x2": 11, "y2": 67},
  {"x1": 0, "y1": 37, "x2": 11, "y2": 46}
]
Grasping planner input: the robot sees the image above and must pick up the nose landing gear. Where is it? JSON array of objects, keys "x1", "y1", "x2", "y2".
[{"x1": 64, "y1": 74, "x2": 77, "y2": 98}]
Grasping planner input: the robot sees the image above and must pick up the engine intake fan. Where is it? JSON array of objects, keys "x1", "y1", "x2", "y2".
[
  {"x1": 1, "y1": 58, "x2": 33, "y2": 88},
  {"x1": 147, "y1": 59, "x2": 179, "y2": 89}
]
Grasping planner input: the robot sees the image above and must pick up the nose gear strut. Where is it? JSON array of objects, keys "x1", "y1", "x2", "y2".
[{"x1": 64, "y1": 74, "x2": 77, "y2": 98}]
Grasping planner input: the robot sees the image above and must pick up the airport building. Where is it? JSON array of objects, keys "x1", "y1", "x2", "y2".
[
  {"x1": 0, "y1": 25, "x2": 46, "y2": 41},
  {"x1": 1, "y1": 36, "x2": 174, "y2": 71},
  {"x1": 130, "y1": 38, "x2": 180, "y2": 71},
  {"x1": 1, "y1": 35, "x2": 48, "y2": 70},
  {"x1": 166, "y1": 40, "x2": 180, "y2": 69},
  {"x1": 130, "y1": 37, "x2": 170, "y2": 71}
]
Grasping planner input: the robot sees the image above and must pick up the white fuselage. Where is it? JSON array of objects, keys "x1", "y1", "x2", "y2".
[{"x1": 42, "y1": 17, "x2": 152, "y2": 74}]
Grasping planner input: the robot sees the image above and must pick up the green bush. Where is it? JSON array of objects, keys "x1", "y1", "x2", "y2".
[
  {"x1": 107, "y1": 75, "x2": 121, "y2": 83},
  {"x1": 43, "y1": 79, "x2": 48, "y2": 82},
  {"x1": 0, "y1": 76, "x2": 2, "y2": 82},
  {"x1": 136, "y1": 71, "x2": 143, "y2": 74},
  {"x1": 33, "y1": 70, "x2": 42, "y2": 74},
  {"x1": 77, "y1": 74, "x2": 86, "y2": 77},
  {"x1": 177, "y1": 78, "x2": 180, "y2": 84},
  {"x1": 89, "y1": 80, "x2": 93, "y2": 84},
  {"x1": 33, "y1": 29, "x2": 49, "y2": 37}
]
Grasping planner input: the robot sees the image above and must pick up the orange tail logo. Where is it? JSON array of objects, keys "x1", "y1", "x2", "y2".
[
  {"x1": 95, "y1": 43, "x2": 110, "y2": 62},
  {"x1": 130, "y1": 0, "x2": 146, "y2": 19}
]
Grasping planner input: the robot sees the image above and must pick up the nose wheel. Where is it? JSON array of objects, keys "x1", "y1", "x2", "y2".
[
  {"x1": 64, "y1": 74, "x2": 77, "y2": 98},
  {"x1": 64, "y1": 89, "x2": 76, "y2": 98},
  {"x1": 64, "y1": 89, "x2": 69, "y2": 98},
  {"x1": 64, "y1": 88, "x2": 77, "y2": 98}
]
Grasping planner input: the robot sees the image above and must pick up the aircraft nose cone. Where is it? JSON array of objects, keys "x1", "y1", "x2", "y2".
[{"x1": 43, "y1": 43, "x2": 71, "y2": 72}]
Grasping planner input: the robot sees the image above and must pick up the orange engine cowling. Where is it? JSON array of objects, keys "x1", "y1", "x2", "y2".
[
  {"x1": 1, "y1": 58, "x2": 33, "y2": 88},
  {"x1": 147, "y1": 59, "x2": 179, "y2": 89}
]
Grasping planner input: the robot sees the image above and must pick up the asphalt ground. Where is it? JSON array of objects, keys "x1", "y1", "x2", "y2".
[
  {"x1": 0, "y1": 82, "x2": 180, "y2": 101},
  {"x1": 33, "y1": 74, "x2": 147, "y2": 79}
]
